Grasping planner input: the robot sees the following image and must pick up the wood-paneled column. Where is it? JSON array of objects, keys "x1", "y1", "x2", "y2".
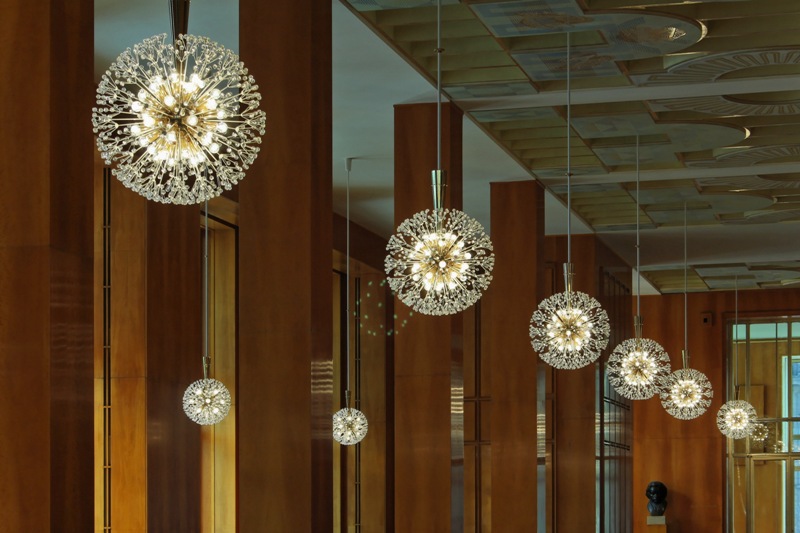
[
  {"x1": 393, "y1": 102, "x2": 464, "y2": 532},
  {"x1": 0, "y1": 1, "x2": 94, "y2": 530},
  {"x1": 238, "y1": 0, "x2": 333, "y2": 530},
  {"x1": 485, "y1": 180, "x2": 545, "y2": 530}
]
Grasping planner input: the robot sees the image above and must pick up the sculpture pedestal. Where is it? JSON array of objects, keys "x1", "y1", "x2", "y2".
[{"x1": 647, "y1": 515, "x2": 667, "y2": 531}]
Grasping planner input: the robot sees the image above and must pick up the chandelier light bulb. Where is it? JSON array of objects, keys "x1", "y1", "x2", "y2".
[
  {"x1": 332, "y1": 407, "x2": 369, "y2": 446},
  {"x1": 183, "y1": 378, "x2": 232, "y2": 426},
  {"x1": 607, "y1": 337, "x2": 671, "y2": 400},
  {"x1": 530, "y1": 286, "x2": 610, "y2": 370},
  {"x1": 93, "y1": 33, "x2": 266, "y2": 205},
  {"x1": 660, "y1": 368, "x2": 713, "y2": 420},
  {"x1": 717, "y1": 400, "x2": 757, "y2": 439},
  {"x1": 385, "y1": 208, "x2": 494, "y2": 315}
]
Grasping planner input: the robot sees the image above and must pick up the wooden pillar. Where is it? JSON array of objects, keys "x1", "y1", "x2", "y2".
[
  {"x1": 485, "y1": 180, "x2": 545, "y2": 530},
  {"x1": 238, "y1": 0, "x2": 333, "y2": 530},
  {"x1": 393, "y1": 102, "x2": 464, "y2": 532},
  {"x1": 0, "y1": 0, "x2": 94, "y2": 530}
]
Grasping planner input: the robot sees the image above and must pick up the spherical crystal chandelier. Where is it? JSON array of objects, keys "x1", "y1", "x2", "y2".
[
  {"x1": 608, "y1": 137, "x2": 670, "y2": 398},
  {"x1": 183, "y1": 202, "x2": 232, "y2": 425},
  {"x1": 750, "y1": 422, "x2": 768, "y2": 443},
  {"x1": 385, "y1": 207, "x2": 494, "y2": 315},
  {"x1": 333, "y1": 159, "x2": 368, "y2": 446},
  {"x1": 183, "y1": 377, "x2": 232, "y2": 425},
  {"x1": 608, "y1": 334, "x2": 671, "y2": 400},
  {"x1": 529, "y1": 33, "x2": 610, "y2": 369},
  {"x1": 660, "y1": 365, "x2": 713, "y2": 420},
  {"x1": 384, "y1": 0, "x2": 494, "y2": 316},
  {"x1": 530, "y1": 268, "x2": 610, "y2": 369},
  {"x1": 717, "y1": 400, "x2": 757, "y2": 439},
  {"x1": 92, "y1": 33, "x2": 266, "y2": 204},
  {"x1": 333, "y1": 404, "x2": 369, "y2": 446}
]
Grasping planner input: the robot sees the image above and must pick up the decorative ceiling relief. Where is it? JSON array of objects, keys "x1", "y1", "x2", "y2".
[
  {"x1": 469, "y1": 1, "x2": 703, "y2": 82},
  {"x1": 570, "y1": 113, "x2": 747, "y2": 167},
  {"x1": 347, "y1": 0, "x2": 459, "y2": 11},
  {"x1": 638, "y1": 48, "x2": 800, "y2": 86},
  {"x1": 693, "y1": 262, "x2": 800, "y2": 290},
  {"x1": 686, "y1": 145, "x2": 800, "y2": 168}
]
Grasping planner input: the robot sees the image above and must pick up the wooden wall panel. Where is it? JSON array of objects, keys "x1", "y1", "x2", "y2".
[
  {"x1": 633, "y1": 288, "x2": 800, "y2": 533},
  {"x1": 485, "y1": 180, "x2": 545, "y2": 531},
  {"x1": 0, "y1": 0, "x2": 94, "y2": 530},
  {"x1": 145, "y1": 203, "x2": 202, "y2": 532},
  {"x1": 393, "y1": 102, "x2": 463, "y2": 532},
  {"x1": 238, "y1": 0, "x2": 333, "y2": 530}
]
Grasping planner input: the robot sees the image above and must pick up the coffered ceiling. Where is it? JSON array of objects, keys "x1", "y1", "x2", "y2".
[
  {"x1": 95, "y1": 0, "x2": 800, "y2": 294},
  {"x1": 340, "y1": 0, "x2": 800, "y2": 293}
]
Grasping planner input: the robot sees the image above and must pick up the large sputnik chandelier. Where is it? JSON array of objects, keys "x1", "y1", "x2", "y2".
[
  {"x1": 529, "y1": 33, "x2": 610, "y2": 369},
  {"x1": 384, "y1": 0, "x2": 494, "y2": 316},
  {"x1": 660, "y1": 203, "x2": 713, "y2": 420},
  {"x1": 717, "y1": 276, "x2": 757, "y2": 438},
  {"x1": 92, "y1": 1, "x2": 265, "y2": 205},
  {"x1": 183, "y1": 201, "x2": 232, "y2": 425},
  {"x1": 607, "y1": 136, "x2": 670, "y2": 399},
  {"x1": 333, "y1": 159, "x2": 368, "y2": 446}
]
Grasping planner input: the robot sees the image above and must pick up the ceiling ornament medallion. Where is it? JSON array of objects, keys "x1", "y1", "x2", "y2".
[
  {"x1": 385, "y1": 0, "x2": 495, "y2": 316},
  {"x1": 642, "y1": 47, "x2": 800, "y2": 85},
  {"x1": 93, "y1": 33, "x2": 266, "y2": 204}
]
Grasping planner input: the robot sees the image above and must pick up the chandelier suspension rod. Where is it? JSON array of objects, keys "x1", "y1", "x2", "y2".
[
  {"x1": 566, "y1": 31, "x2": 572, "y2": 267},
  {"x1": 345, "y1": 159, "x2": 353, "y2": 405},
  {"x1": 203, "y1": 199, "x2": 210, "y2": 380},
  {"x1": 683, "y1": 201, "x2": 688, "y2": 369},
  {"x1": 436, "y1": 0, "x2": 441, "y2": 173},
  {"x1": 169, "y1": 0, "x2": 191, "y2": 42},
  {"x1": 635, "y1": 135, "x2": 640, "y2": 317}
]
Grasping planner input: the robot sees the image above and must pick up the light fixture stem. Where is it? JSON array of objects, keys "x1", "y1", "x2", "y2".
[
  {"x1": 683, "y1": 201, "x2": 688, "y2": 368},
  {"x1": 203, "y1": 198, "x2": 209, "y2": 380},
  {"x1": 734, "y1": 274, "x2": 741, "y2": 399},
  {"x1": 345, "y1": 158, "x2": 353, "y2": 399},
  {"x1": 436, "y1": 0, "x2": 441, "y2": 173},
  {"x1": 431, "y1": 0, "x2": 445, "y2": 221},
  {"x1": 168, "y1": 0, "x2": 191, "y2": 43},
  {"x1": 566, "y1": 31, "x2": 572, "y2": 266},
  {"x1": 635, "y1": 134, "x2": 641, "y2": 317}
]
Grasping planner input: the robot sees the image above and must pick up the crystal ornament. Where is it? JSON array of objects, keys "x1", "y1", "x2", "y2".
[
  {"x1": 660, "y1": 368, "x2": 713, "y2": 420},
  {"x1": 530, "y1": 289, "x2": 610, "y2": 369},
  {"x1": 183, "y1": 378, "x2": 232, "y2": 425},
  {"x1": 608, "y1": 337, "x2": 671, "y2": 400},
  {"x1": 717, "y1": 400, "x2": 756, "y2": 439},
  {"x1": 92, "y1": 34, "x2": 266, "y2": 204},
  {"x1": 750, "y1": 422, "x2": 769, "y2": 443},
  {"x1": 332, "y1": 407, "x2": 369, "y2": 445},
  {"x1": 385, "y1": 208, "x2": 494, "y2": 316}
]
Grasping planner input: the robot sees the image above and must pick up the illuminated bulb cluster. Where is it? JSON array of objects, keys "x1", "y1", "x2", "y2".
[
  {"x1": 750, "y1": 422, "x2": 769, "y2": 443},
  {"x1": 660, "y1": 368, "x2": 713, "y2": 420},
  {"x1": 182, "y1": 378, "x2": 232, "y2": 425},
  {"x1": 530, "y1": 291, "x2": 610, "y2": 369},
  {"x1": 607, "y1": 338, "x2": 671, "y2": 400},
  {"x1": 93, "y1": 34, "x2": 266, "y2": 204},
  {"x1": 332, "y1": 407, "x2": 369, "y2": 446},
  {"x1": 385, "y1": 209, "x2": 494, "y2": 315},
  {"x1": 717, "y1": 400, "x2": 757, "y2": 439}
]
